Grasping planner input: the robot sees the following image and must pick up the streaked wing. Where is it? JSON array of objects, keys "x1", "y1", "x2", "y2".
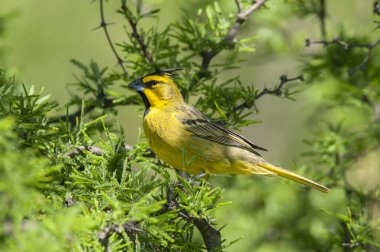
[{"x1": 177, "y1": 107, "x2": 267, "y2": 156}]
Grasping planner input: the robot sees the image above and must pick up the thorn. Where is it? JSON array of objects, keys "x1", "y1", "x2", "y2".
[
  {"x1": 305, "y1": 38, "x2": 311, "y2": 47},
  {"x1": 280, "y1": 74, "x2": 288, "y2": 83}
]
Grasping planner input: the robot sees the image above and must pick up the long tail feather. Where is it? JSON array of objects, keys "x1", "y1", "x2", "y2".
[{"x1": 258, "y1": 163, "x2": 329, "y2": 193}]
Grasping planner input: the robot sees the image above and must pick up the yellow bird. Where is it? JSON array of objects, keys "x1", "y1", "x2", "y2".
[{"x1": 128, "y1": 69, "x2": 329, "y2": 193}]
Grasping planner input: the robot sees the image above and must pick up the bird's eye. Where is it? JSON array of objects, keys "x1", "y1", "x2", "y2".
[{"x1": 145, "y1": 80, "x2": 160, "y2": 88}]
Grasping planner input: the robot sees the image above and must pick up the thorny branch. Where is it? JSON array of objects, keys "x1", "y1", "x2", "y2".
[
  {"x1": 227, "y1": 74, "x2": 304, "y2": 117},
  {"x1": 166, "y1": 184, "x2": 222, "y2": 252},
  {"x1": 185, "y1": 0, "x2": 267, "y2": 98},
  {"x1": 225, "y1": 0, "x2": 267, "y2": 43},
  {"x1": 256, "y1": 74, "x2": 303, "y2": 99},
  {"x1": 305, "y1": 37, "x2": 380, "y2": 76},
  {"x1": 63, "y1": 144, "x2": 155, "y2": 158},
  {"x1": 48, "y1": 96, "x2": 140, "y2": 125},
  {"x1": 118, "y1": 0, "x2": 156, "y2": 68},
  {"x1": 98, "y1": 0, "x2": 128, "y2": 76},
  {"x1": 98, "y1": 222, "x2": 141, "y2": 251}
]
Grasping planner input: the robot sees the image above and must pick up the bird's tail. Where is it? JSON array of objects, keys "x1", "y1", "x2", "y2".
[{"x1": 258, "y1": 163, "x2": 329, "y2": 193}]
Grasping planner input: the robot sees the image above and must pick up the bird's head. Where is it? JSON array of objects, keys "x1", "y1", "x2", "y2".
[{"x1": 128, "y1": 68, "x2": 184, "y2": 109}]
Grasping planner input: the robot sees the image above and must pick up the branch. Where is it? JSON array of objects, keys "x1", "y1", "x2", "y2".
[
  {"x1": 318, "y1": 0, "x2": 327, "y2": 39},
  {"x1": 165, "y1": 185, "x2": 222, "y2": 252},
  {"x1": 255, "y1": 74, "x2": 303, "y2": 99},
  {"x1": 225, "y1": 0, "x2": 266, "y2": 43},
  {"x1": 374, "y1": 1, "x2": 380, "y2": 15},
  {"x1": 98, "y1": 0, "x2": 128, "y2": 76},
  {"x1": 185, "y1": 0, "x2": 266, "y2": 98},
  {"x1": 118, "y1": 0, "x2": 156, "y2": 68},
  {"x1": 306, "y1": 37, "x2": 380, "y2": 76},
  {"x1": 228, "y1": 74, "x2": 303, "y2": 117},
  {"x1": 48, "y1": 96, "x2": 140, "y2": 125},
  {"x1": 98, "y1": 222, "x2": 141, "y2": 251},
  {"x1": 192, "y1": 217, "x2": 222, "y2": 251},
  {"x1": 63, "y1": 144, "x2": 155, "y2": 158},
  {"x1": 63, "y1": 145, "x2": 104, "y2": 157}
]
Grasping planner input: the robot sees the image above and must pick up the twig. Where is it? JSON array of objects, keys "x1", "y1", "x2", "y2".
[
  {"x1": 255, "y1": 74, "x2": 303, "y2": 99},
  {"x1": 234, "y1": 0, "x2": 243, "y2": 13},
  {"x1": 49, "y1": 95, "x2": 140, "y2": 125},
  {"x1": 225, "y1": 0, "x2": 266, "y2": 43},
  {"x1": 64, "y1": 145, "x2": 104, "y2": 157},
  {"x1": 98, "y1": 0, "x2": 128, "y2": 76},
  {"x1": 228, "y1": 74, "x2": 303, "y2": 117},
  {"x1": 63, "y1": 144, "x2": 155, "y2": 158},
  {"x1": 98, "y1": 222, "x2": 141, "y2": 251},
  {"x1": 185, "y1": 0, "x2": 267, "y2": 98},
  {"x1": 306, "y1": 37, "x2": 380, "y2": 76},
  {"x1": 374, "y1": 1, "x2": 380, "y2": 15},
  {"x1": 118, "y1": 0, "x2": 156, "y2": 67},
  {"x1": 49, "y1": 103, "x2": 95, "y2": 125},
  {"x1": 318, "y1": 0, "x2": 327, "y2": 39}
]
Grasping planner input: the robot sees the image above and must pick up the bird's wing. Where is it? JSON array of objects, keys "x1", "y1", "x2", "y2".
[{"x1": 177, "y1": 107, "x2": 267, "y2": 156}]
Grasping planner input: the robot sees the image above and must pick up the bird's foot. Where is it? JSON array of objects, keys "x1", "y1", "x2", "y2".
[{"x1": 191, "y1": 173, "x2": 210, "y2": 180}]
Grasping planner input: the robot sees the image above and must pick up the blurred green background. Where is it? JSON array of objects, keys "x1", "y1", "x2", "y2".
[{"x1": 0, "y1": 0, "x2": 378, "y2": 251}]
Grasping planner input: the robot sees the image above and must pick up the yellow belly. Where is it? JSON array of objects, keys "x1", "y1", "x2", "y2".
[{"x1": 142, "y1": 107, "x2": 265, "y2": 175}]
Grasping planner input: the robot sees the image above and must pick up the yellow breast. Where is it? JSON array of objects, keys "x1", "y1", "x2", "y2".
[{"x1": 142, "y1": 107, "x2": 252, "y2": 175}]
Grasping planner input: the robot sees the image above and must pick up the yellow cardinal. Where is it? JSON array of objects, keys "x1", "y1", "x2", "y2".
[{"x1": 128, "y1": 69, "x2": 329, "y2": 193}]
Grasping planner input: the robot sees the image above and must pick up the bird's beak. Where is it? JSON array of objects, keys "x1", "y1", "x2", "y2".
[{"x1": 128, "y1": 79, "x2": 145, "y2": 92}]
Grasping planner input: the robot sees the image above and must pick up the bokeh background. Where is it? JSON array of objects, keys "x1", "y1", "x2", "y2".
[{"x1": 1, "y1": 0, "x2": 378, "y2": 251}]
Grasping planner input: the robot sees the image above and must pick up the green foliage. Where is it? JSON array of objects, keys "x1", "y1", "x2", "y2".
[
  {"x1": 0, "y1": 68, "x2": 227, "y2": 251},
  {"x1": 1, "y1": 0, "x2": 380, "y2": 251}
]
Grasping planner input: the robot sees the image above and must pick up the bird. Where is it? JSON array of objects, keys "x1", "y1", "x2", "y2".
[{"x1": 128, "y1": 68, "x2": 329, "y2": 193}]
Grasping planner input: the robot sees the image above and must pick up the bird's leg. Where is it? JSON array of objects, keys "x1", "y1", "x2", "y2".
[
  {"x1": 191, "y1": 173, "x2": 210, "y2": 180},
  {"x1": 175, "y1": 170, "x2": 210, "y2": 186},
  {"x1": 175, "y1": 169, "x2": 191, "y2": 180}
]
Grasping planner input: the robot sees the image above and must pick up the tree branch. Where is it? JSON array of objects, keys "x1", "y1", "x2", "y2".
[
  {"x1": 224, "y1": 0, "x2": 266, "y2": 43},
  {"x1": 185, "y1": 0, "x2": 267, "y2": 98},
  {"x1": 48, "y1": 96, "x2": 140, "y2": 125},
  {"x1": 255, "y1": 74, "x2": 303, "y2": 99},
  {"x1": 118, "y1": 0, "x2": 156, "y2": 68},
  {"x1": 98, "y1": 0, "x2": 128, "y2": 76},
  {"x1": 165, "y1": 184, "x2": 222, "y2": 252},
  {"x1": 305, "y1": 37, "x2": 380, "y2": 76},
  {"x1": 318, "y1": 0, "x2": 327, "y2": 39},
  {"x1": 228, "y1": 74, "x2": 303, "y2": 117}
]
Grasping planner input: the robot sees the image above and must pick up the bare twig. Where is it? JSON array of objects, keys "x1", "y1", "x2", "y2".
[
  {"x1": 306, "y1": 37, "x2": 380, "y2": 76},
  {"x1": 228, "y1": 74, "x2": 303, "y2": 117},
  {"x1": 234, "y1": 0, "x2": 243, "y2": 13},
  {"x1": 255, "y1": 74, "x2": 303, "y2": 99},
  {"x1": 374, "y1": 1, "x2": 380, "y2": 15},
  {"x1": 98, "y1": 0, "x2": 128, "y2": 76},
  {"x1": 318, "y1": 0, "x2": 327, "y2": 39}
]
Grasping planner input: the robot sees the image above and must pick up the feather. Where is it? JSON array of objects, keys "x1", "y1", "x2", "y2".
[
  {"x1": 178, "y1": 107, "x2": 267, "y2": 156},
  {"x1": 258, "y1": 163, "x2": 329, "y2": 193}
]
